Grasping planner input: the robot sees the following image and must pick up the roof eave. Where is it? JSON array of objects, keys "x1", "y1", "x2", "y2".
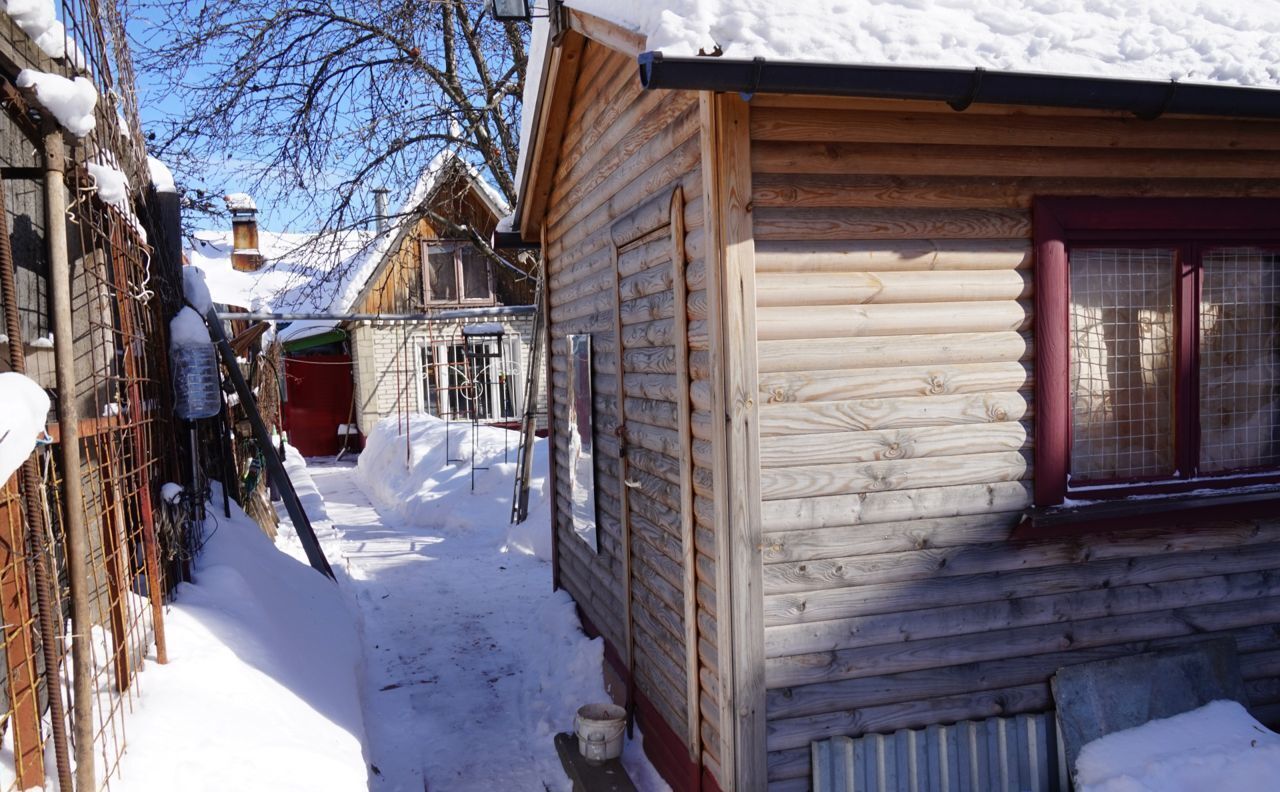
[{"x1": 637, "y1": 52, "x2": 1280, "y2": 120}]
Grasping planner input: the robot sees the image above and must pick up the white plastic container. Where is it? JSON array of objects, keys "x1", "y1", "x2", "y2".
[
  {"x1": 169, "y1": 307, "x2": 221, "y2": 420},
  {"x1": 574, "y1": 703, "x2": 626, "y2": 764},
  {"x1": 171, "y1": 343, "x2": 220, "y2": 419}
]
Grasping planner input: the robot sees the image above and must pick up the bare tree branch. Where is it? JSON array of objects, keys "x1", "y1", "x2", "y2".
[{"x1": 128, "y1": 0, "x2": 529, "y2": 238}]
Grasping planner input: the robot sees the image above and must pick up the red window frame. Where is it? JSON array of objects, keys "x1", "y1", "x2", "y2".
[{"x1": 1034, "y1": 197, "x2": 1280, "y2": 509}]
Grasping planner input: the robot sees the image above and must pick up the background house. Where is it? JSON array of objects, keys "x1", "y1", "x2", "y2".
[
  {"x1": 510, "y1": 3, "x2": 1280, "y2": 791},
  {"x1": 185, "y1": 196, "x2": 376, "y2": 456},
  {"x1": 187, "y1": 151, "x2": 543, "y2": 457},
  {"x1": 344, "y1": 150, "x2": 544, "y2": 440}
]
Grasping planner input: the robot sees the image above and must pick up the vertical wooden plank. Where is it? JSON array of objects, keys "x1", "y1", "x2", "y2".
[
  {"x1": 0, "y1": 476, "x2": 44, "y2": 787},
  {"x1": 611, "y1": 239, "x2": 635, "y2": 685},
  {"x1": 543, "y1": 226, "x2": 562, "y2": 592},
  {"x1": 698, "y1": 90, "x2": 738, "y2": 787},
  {"x1": 1032, "y1": 200, "x2": 1068, "y2": 506},
  {"x1": 669, "y1": 187, "x2": 700, "y2": 760},
  {"x1": 714, "y1": 92, "x2": 768, "y2": 791}
]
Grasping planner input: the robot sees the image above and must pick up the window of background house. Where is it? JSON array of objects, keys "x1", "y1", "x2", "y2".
[
  {"x1": 423, "y1": 241, "x2": 493, "y2": 305},
  {"x1": 1035, "y1": 199, "x2": 1280, "y2": 509}
]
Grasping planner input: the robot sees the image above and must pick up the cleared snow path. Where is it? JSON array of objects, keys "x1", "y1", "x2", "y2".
[{"x1": 307, "y1": 457, "x2": 664, "y2": 792}]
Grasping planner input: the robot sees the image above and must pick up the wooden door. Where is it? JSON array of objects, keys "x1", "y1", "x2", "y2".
[{"x1": 611, "y1": 189, "x2": 698, "y2": 757}]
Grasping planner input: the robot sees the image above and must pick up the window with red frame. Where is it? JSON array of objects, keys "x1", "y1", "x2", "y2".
[{"x1": 1034, "y1": 199, "x2": 1280, "y2": 508}]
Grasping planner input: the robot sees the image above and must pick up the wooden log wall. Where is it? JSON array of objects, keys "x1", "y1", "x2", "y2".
[
  {"x1": 746, "y1": 96, "x2": 1280, "y2": 791},
  {"x1": 544, "y1": 43, "x2": 727, "y2": 786}
]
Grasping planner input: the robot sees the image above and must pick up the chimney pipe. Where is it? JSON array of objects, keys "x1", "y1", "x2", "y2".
[
  {"x1": 372, "y1": 188, "x2": 390, "y2": 232},
  {"x1": 225, "y1": 193, "x2": 263, "y2": 271}
]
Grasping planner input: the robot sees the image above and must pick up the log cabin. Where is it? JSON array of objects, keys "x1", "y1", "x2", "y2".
[{"x1": 506, "y1": 2, "x2": 1280, "y2": 790}]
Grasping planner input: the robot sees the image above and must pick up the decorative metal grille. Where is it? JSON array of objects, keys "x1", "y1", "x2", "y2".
[
  {"x1": 1068, "y1": 248, "x2": 1175, "y2": 482},
  {"x1": 1199, "y1": 247, "x2": 1280, "y2": 473}
]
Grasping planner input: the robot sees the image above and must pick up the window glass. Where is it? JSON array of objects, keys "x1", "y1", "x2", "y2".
[
  {"x1": 1199, "y1": 247, "x2": 1280, "y2": 473},
  {"x1": 1069, "y1": 248, "x2": 1175, "y2": 481},
  {"x1": 419, "y1": 345, "x2": 437, "y2": 415},
  {"x1": 460, "y1": 246, "x2": 491, "y2": 301},
  {"x1": 445, "y1": 343, "x2": 469, "y2": 416},
  {"x1": 427, "y1": 248, "x2": 457, "y2": 302}
]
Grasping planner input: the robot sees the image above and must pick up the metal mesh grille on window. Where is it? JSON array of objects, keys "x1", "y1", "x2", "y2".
[
  {"x1": 1069, "y1": 248, "x2": 1175, "y2": 481},
  {"x1": 1199, "y1": 247, "x2": 1280, "y2": 473}
]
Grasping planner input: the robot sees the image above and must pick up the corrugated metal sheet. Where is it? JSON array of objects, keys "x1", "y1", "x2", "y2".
[{"x1": 812, "y1": 713, "x2": 1070, "y2": 792}]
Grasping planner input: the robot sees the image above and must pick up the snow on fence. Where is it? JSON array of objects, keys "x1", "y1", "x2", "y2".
[{"x1": 0, "y1": 1, "x2": 198, "y2": 789}]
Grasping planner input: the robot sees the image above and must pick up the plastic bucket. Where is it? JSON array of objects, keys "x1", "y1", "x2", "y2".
[{"x1": 574, "y1": 703, "x2": 626, "y2": 764}]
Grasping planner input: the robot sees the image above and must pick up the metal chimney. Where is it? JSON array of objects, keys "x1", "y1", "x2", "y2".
[
  {"x1": 372, "y1": 188, "x2": 390, "y2": 232},
  {"x1": 224, "y1": 193, "x2": 264, "y2": 272}
]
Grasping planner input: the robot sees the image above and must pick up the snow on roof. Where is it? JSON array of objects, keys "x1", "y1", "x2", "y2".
[
  {"x1": 565, "y1": 1, "x2": 1280, "y2": 89},
  {"x1": 224, "y1": 193, "x2": 257, "y2": 212},
  {"x1": 148, "y1": 155, "x2": 177, "y2": 193},
  {"x1": 186, "y1": 152, "x2": 509, "y2": 345},
  {"x1": 418, "y1": 149, "x2": 510, "y2": 218},
  {"x1": 516, "y1": 1, "x2": 1280, "y2": 200},
  {"x1": 185, "y1": 226, "x2": 376, "y2": 343},
  {"x1": 338, "y1": 150, "x2": 508, "y2": 308}
]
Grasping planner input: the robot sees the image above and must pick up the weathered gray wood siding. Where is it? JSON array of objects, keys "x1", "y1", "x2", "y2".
[
  {"x1": 746, "y1": 96, "x2": 1280, "y2": 791},
  {"x1": 544, "y1": 43, "x2": 725, "y2": 782}
]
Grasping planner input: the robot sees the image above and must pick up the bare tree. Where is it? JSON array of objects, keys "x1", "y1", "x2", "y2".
[{"x1": 128, "y1": 0, "x2": 528, "y2": 238}]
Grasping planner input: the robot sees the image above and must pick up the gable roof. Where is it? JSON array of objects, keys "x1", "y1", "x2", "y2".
[
  {"x1": 344, "y1": 149, "x2": 511, "y2": 311},
  {"x1": 186, "y1": 150, "x2": 510, "y2": 344},
  {"x1": 513, "y1": 1, "x2": 1280, "y2": 238},
  {"x1": 185, "y1": 227, "x2": 376, "y2": 344}
]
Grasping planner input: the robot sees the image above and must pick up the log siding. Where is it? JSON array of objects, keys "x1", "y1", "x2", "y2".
[
  {"x1": 544, "y1": 43, "x2": 727, "y2": 788},
  {"x1": 748, "y1": 100, "x2": 1280, "y2": 790}
]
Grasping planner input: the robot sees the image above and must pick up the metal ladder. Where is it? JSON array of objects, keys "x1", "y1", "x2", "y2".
[{"x1": 510, "y1": 266, "x2": 546, "y2": 524}]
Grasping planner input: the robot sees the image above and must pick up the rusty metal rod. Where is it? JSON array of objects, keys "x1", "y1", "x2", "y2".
[
  {"x1": 0, "y1": 160, "x2": 71, "y2": 792},
  {"x1": 44, "y1": 128, "x2": 95, "y2": 791}
]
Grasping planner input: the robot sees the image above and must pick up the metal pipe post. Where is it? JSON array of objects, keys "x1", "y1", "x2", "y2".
[{"x1": 44, "y1": 128, "x2": 95, "y2": 791}]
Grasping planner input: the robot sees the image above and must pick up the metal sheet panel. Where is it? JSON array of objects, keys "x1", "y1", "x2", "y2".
[{"x1": 812, "y1": 712, "x2": 1070, "y2": 792}]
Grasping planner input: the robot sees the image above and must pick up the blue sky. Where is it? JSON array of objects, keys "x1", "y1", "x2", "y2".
[{"x1": 126, "y1": 5, "x2": 360, "y2": 232}]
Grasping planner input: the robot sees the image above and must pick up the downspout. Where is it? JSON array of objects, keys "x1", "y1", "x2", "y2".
[{"x1": 44, "y1": 127, "x2": 96, "y2": 791}]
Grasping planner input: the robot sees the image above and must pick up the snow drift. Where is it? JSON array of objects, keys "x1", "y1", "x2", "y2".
[
  {"x1": 356, "y1": 414, "x2": 552, "y2": 560},
  {"x1": 1076, "y1": 699, "x2": 1280, "y2": 792},
  {"x1": 113, "y1": 485, "x2": 368, "y2": 791}
]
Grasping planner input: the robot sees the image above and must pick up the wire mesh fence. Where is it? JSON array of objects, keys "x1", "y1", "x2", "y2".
[{"x1": 0, "y1": 1, "x2": 203, "y2": 789}]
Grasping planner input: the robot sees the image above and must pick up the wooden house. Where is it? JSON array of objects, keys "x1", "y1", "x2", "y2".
[
  {"x1": 508, "y1": 3, "x2": 1280, "y2": 790},
  {"x1": 188, "y1": 152, "x2": 543, "y2": 455},
  {"x1": 345, "y1": 150, "x2": 543, "y2": 438}
]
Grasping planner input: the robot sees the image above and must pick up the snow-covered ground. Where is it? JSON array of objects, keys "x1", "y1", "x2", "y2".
[
  {"x1": 313, "y1": 415, "x2": 668, "y2": 791},
  {"x1": 112, "y1": 483, "x2": 368, "y2": 792},
  {"x1": 102, "y1": 413, "x2": 671, "y2": 790},
  {"x1": 1076, "y1": 699, "x2": 1280, "y2": 792}
]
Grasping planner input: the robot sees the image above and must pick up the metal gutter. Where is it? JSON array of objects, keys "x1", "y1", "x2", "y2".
[
  {"x1": 216, "y1": 305, "x2": 537, "y2": 322},
  {"x1": 637, "y1": 52, "x2": 1280, "y2": 120},
  {"x1": 493, "y1": 228, "x2": 541, "y2": 250}
]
